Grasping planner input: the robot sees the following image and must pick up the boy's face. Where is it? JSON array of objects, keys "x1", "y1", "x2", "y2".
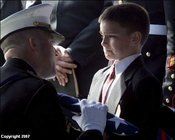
[{"x1": 100, "y1": 20, "x2": 136, "y2": 61}]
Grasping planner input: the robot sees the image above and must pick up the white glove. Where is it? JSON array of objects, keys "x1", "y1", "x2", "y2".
[{"x1": 72, "y1": 99, "x2": 108, "y2": 134}]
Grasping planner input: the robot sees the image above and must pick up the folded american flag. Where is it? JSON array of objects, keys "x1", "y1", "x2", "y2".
[{"x1": 57, "y1": 93, "x2": 139, "y2": 136}]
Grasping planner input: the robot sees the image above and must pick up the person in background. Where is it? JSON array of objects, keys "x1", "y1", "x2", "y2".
[
  {"x1": 0, "y1": 0, "x2": 23, "y2": 66},
  {"x1": 157, "y1": 0, "x2": 175, "y2": 139},
  {"x1": 162, "y1": 0, "x2": 175, "y2": 114},
  {"x1": 0, "y1": 4, "x2": 108, "y2": 140},
  {"x1": 88, "y1": 3, "x2": 162, "y2": 140}
]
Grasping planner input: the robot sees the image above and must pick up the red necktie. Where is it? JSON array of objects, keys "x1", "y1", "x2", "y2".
[{"x1": 101, "y1": 65, "x2": 115, "y2": 104}]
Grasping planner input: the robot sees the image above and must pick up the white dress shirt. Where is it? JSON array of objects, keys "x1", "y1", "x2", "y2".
[{"x1": 106, "y1": 54, "x2": 140, "y2": 116}]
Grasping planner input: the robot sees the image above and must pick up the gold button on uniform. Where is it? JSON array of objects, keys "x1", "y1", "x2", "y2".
[
  {"x1": 168, "y1": 86, "x2": 173, "y2": 91},
  {"x1": 146, "y1": 52, "x2": 151, "y2": 57},
  {"x1": 165, "y1": 98, "x2": 170, "y2": 103},
  {"x1": 170, "y1": 74, "x2": 175, "y2": 79}
]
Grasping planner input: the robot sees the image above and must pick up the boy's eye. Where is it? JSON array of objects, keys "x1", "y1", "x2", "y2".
[
  {"x1": 108, "y1": 35, "x2": 115, "y2": 38},
  {"x1": 106, "y1": 35, "x2": 117, "y2": 39},
  {"x1": 100, "y1": 34, "x2": 118, "y2": 40}
]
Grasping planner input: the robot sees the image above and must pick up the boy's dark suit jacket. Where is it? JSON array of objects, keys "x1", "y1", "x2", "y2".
[{"x1": 88, "y1": 56, "x2": 162, "y2": 140}]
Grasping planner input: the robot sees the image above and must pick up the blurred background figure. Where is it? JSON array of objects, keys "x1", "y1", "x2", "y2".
[
  {"x1": 162, "y1": 0, "x2": 175, "y2": 113},
  {"x1": 0, "y1": 0, "x2": 23, "y2": 66},
  {"x1": 160, "y1": 0, "x2": 175, "y2": 139}
]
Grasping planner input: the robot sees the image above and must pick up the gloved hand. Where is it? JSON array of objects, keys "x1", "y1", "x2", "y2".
[{"x1": 72, "y1": 99, "x2": 108, "y2": 134}]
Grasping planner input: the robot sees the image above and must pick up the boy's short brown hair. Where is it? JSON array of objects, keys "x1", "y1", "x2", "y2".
[{"x1": 99, "y1": 3, "x2": 150, "y2": 46}]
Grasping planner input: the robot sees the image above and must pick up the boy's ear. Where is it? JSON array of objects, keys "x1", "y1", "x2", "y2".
[{"x1": 130, "y1": 31, "x2": 142, "y2": 46}]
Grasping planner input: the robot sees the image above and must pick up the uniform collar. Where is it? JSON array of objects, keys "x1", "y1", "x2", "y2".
[{"x1": 3, "y1": 58, "x2": 37, "y2": 75}]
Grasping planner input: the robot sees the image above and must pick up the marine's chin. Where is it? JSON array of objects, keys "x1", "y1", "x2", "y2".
[
  {"x1": 42, "y1": 69, "x2": 56, "y2": 80},
  {"x1": 45, "y1": 75, "x2": 55, "y2": 80}
]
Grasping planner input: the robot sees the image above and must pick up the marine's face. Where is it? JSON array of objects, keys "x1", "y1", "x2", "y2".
[
  {"x1": 37, "y1": 32, "x2": 56, "y2": 79},
  {"x1": 100, "y1": 20, "x2": 134, "y2": 61}
]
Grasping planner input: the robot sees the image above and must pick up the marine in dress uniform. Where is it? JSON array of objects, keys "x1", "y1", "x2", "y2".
[
  {"x1": 162, "y1": 0, "x2": 175, "y2": 112},
  {"x1": 159, "y1": 0, "x2": 175, "y2": 139},
  {"x1": 0, "y1": 4, "x2": 107, "y2": 140}
]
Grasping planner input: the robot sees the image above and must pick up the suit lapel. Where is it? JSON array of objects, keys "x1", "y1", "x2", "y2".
[
  {"x1": 123, "y1": 56, "x2": 142, "y2": 82},
  {"x1": 88, "y1": 67, "x2": 109, "y2": 102}
]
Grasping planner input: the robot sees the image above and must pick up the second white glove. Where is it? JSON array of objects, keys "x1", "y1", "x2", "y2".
[{"x1": 72, "y1": 99, "x2": 108, "y2": 134}]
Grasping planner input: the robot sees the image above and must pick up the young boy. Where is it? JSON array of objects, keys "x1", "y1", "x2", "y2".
[{"x1": 88, "y1": 3, "x2": 161, "y2": 140}]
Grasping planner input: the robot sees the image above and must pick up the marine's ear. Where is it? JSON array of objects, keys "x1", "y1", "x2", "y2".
[{"x1": 28, "y1": 37, "x2": 38, "y2": 52}]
